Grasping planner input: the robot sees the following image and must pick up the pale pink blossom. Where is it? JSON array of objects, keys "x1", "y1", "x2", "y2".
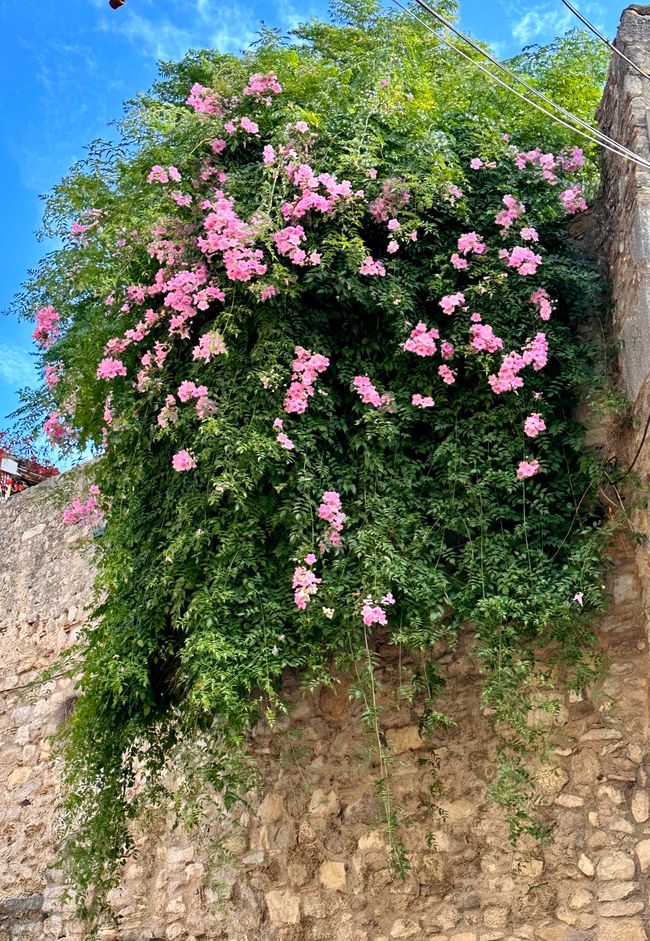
[
  {"x1": 172, "y1": 449, "x2": 196, "y2": 472},
  {"x1": 516, "y1": 459, "x2": 541, "y2": 480}
]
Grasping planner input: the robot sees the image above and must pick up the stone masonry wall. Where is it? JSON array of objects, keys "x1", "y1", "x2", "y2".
[
  {"x1": 3, "y1": 467, "x2": 650, "y2": 941},
  {"x1": 598, "y1": 5, "x2": 650, "y2": 401}
]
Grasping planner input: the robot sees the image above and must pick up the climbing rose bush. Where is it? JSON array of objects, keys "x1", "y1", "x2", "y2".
[{"x1": 14, "y1": 3, "x2": 612, "y2": 917}]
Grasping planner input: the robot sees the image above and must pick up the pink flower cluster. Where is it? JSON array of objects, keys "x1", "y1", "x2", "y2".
[
  {"x1": 524, "y1": 412, "x2": 546, "y2": 438},
  {"x1": 359, "y1": 256, "x2": 386, "y2": 276},
  {"x1": 243, "y1": 71, "x2": 282, "y2": 100},
  {"x1": 412, "y1": 394, "x2": 435, "y2": 408},
  {"x1": 488, "y1": 352, "x2": 526, "y2": 394},
  {"x1": 33, "y1": 306, "x2": 60, "y2": 348},
  {"x1": 353, "y1": 375, "x2": 391, "y2": 408},
  {"x1": 438, "y1": 365, "x2": 456, "y2": 385},
  {"x1": 63, "y1": 489, "x2": 104, "y2": 528},
  {"x1": 292, "y1": 557, "x2": 322, "y2": 609},
  {"x1": 186, "y1": 83, "x2": 223, "y2": 116},
  {"x1": 162, "y1": 266, "x2": 224, "y2": 336},
  {"x1": 404, "y1": 321, "x2": 439, "y2": 357},
  {"x1": 318, "y1": 490, "x2": 345, "y2": 548},
  {"x1": 193, "y1": 331, "x2": 227, "y2": 362},
  {"x1": 439, "y1": 292, "x2": 465, "y2": 316},
  {"x1": 520, "y1": 227, "x2": 538, "y2": 242},
  {"x1": 177, "y1": 380, "x2": 215, "y2": 418},
  {"x1": 369, "y1": 179, "x2": 410, "y2": 222},
  {"x1": 97, "y1": 357, "x2": 127, "y2": 380},
  {"x1": 44, "y1": 363, "x2": 61, "y2": 389},
  {"x1": 361, "y1": 592, "x2": 395, "y2": 627},
  {"x1": 488, "y1": 333, "x2": 547, "y2": 393},
  {"x1": 512, "y1": 146, "x2": 583, "y2": 180},
  {"x1": 500, "y1": 245, "x2": 542, "y2": 276},
  {"x1": 284, "y1": 347, "x2": 330, "y2": 414},
  {"x1": 522, "y1": 332, "x2": 548, "y2": 371},
  {"x1": 530, "y1": 288, "x2": 552, "y2": 321},
  {"x1": 273, "y1": 418, "x2": 294, "y2": 450},
  {"x1": 512, "y1": 148, "x2": 557, "y2": 183},
  {"x1": 157, "y1": 395, "x2": 179, "y2": 429},
  {"x1": 43, "y1": 411, "x2": 70, "y2": 447},
  {"x1": 470, "y1": 322, "x2": 503, "y2": 353},
  {"x1": 559, "y1": 147, "x2": 585, "y2": 172},
  {"x1": 147, "y1": 165, "x2": 182, "y2": 185},
  {"x1": 495, "y1": 194, "x2": 525, "y2": 232},
  {"x1": 172, "y1": 449, "x2": 196, "y2": 472},
  {"x1": 560, "y1": 185, "x2": 588, "y2": 215},
  {"x1": 282, "y1": 162, "x2": 355, "y2": 219},
  {"x1": 516, "y1": 459, "x2": 541, "y2": 480},
  {"x1": 457, "y1": 231, "x2": 487, "y2": 256},
  {"x1": 273, "y1": 225, "x2": 320, "y2": 266},
  {"x1": 198, "y1": 191, "x2": 267, "y2": 282}
]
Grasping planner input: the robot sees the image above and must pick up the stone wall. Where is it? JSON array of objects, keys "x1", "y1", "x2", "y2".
[
  {"x1": 3, "y1": 468, "x2": 650, "y2": 941},
  {"x1": 598, "y1": 5, "x2": 650, "y2": 401}
]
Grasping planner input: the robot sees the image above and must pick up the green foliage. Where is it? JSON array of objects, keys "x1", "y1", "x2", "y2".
[{"x1": 13, "y1": 2, "x2": 616, "y2": 923}]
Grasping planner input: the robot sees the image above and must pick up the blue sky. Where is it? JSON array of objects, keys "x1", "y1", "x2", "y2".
[{"x1": 0, "y1": 0, "x2": 618, "y2": 432}]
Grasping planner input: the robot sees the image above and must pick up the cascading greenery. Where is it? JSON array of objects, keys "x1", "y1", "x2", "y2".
[{"x1": 12, "y1": 0, "x2": 614, "y2": 921}]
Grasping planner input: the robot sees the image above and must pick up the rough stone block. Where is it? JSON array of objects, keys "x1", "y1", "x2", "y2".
[
  {"x1": 597, "y1": 851, "x2": 636, "y2": 881},
  {"x1": 632, "y1": 790, "x2": 650, "y2": 822},
  {"x1": 386, "y1": 725, "x2": 424, "y2": 754},
  {"x1": 308, "y1": 788, "x2": 340, "y2": 816},
  {"x1": 319, "y1": 860, "x2": 346, "y2": 891},
  {"x1": 265, "y1": 889, "x2": 300, "y2": 925},
  {"x1": 597, "y1": 921, "x2": 647, "y2": 941}
]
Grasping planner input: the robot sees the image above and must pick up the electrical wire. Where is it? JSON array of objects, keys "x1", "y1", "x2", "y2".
[
  {"x1": 396, "y1": 0, "x2": 650, "y2": 168},
  {"x1": 559, "y1": 0, "x2": 650, "y2": 85},
  {"x1": 390, "y1": 0, "x2": 650, "y2": 171},
  {"x1": 408, "y1": 0, "x2": 645, "y2": 162}
]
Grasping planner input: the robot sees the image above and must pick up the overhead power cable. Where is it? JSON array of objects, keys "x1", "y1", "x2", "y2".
[
  {"x1": 394, "y1": 0, "x2": 650, "y2": 168},
  {"x1": 389, "y1": 0, "x2": 650, "y2": 171},
  {"x1": 559, "y1": 0, "x2": 650, "y2": 85}
]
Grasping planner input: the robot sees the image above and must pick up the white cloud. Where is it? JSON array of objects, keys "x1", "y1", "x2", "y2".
[
  {"x1": 97, "y1": 0, "x2": 325, "y2": 61},
  {"x1": 508, "y1": 0, "x2": 607, "y2": 48},
  {"x1": 98, "y1": 0, "x2": 262, "y2": 60},
  {"x1": 0, "y1": 347, "x2": 36, "y2": 389}
]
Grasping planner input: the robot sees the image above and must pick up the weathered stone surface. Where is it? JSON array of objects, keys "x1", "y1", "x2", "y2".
[
  {"x1": 2, "y1": 276, "x2": 650, "y2": 941},
  {"x1": 635, "y1": 838, "x2": 650, "y2": 871},
  {"x1": 389, "y1": 920, "x2": 421, "y2": 938},
  {"x1": 597, "y1": 852, "x2": 636, "y2": 882},
  {"x1": 578, "y1": 854, "x2": 595, "y2": 877},
  {"x1": 257, "y1": 793, "x2": 284, "y2": 824},
  {"x1": 265, "y1": 889, "x2": 300, "y2": 925},
  {"x1": 631, "y1": 790, "x2": 649, "y2": 823},
  {"x1": 600, "y1": 899, "x2": 645, "y2": 917},
  {"x1": 597, "y1": 921, "x2": 647, "y2": 941},
  {"x1": 319, "y1": 860, "x2": 346, "y2": 892},
  {"x1": 308, "y1": 788, "x2": 340, "y2": 816},
  {"x1": 385, "y1": 725, "x2": 424, "y2": 754},
  {"x1": 568, "y1": 889, "x2": 593, "y2": 910},
  {"x1": 597, "y1": 881, "x2": 638, "y2": 902}
]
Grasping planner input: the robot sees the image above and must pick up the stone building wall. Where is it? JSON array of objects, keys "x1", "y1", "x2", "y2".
[
  {"x1": 598, "y1": 4, "x2": 650, "y2": 401},
  {"x1": 7, "y1": 5, "x2": 650, "y2": 941},
  {"x1": 2, "y1": 468, "x2": 650, "y2": 941}
]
